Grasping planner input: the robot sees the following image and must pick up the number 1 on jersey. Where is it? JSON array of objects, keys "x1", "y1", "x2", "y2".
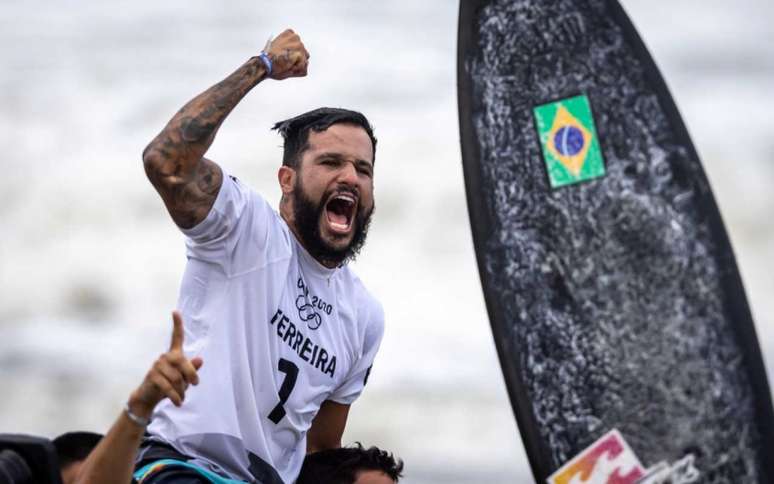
[{"x1": 268, "y1": 358, "x2": 299, "y2": 424}]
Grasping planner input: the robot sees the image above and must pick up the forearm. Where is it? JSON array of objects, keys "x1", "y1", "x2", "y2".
[
  {"x1": 141, "y1": 30, "x2": 307, "y2": 228},
  {"x1": 306, "y1": 400, "x2": 349, "y2": 453},
  {"x1": 142, "y1": 56, "x2": 268, "y2": 181},
  {"x1": 74, "y1": 410, "x2": 147, "y2": 484},
  {"x1": 76, "y1": 310, "x2": 201, "y2": 484}
]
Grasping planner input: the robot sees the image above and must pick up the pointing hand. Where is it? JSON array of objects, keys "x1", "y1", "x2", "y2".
[{"x1": 127, "y1": 311, "x2": 204, "y2": 419}]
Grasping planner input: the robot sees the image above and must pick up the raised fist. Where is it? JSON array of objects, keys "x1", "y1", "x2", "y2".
[{"x1": 265, "y1": 29, "x2": 310, "y2": 80}]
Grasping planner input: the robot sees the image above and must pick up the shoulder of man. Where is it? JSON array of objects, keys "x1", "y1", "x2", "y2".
[
  {"x1": 339, "y1": 269, "x2": 385, "y2": 346},
  {"x1": 340, "y1": 268, "x2": 382, "y2": 308},
  {"x1": 183, "y1": 172, "x2": 291, "y2": 275}
]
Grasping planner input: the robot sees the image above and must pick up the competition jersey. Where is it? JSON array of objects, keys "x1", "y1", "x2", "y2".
[{"x1": 147, "y1": 174, "x2": 384, "y2": 484}]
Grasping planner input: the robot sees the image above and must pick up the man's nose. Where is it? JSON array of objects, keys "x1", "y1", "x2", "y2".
[{"x1": 337, "y1": 162, "x2": 358, "y2": 185}]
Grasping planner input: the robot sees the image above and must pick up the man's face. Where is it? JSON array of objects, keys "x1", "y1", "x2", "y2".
[{"x1": 290, "y1": 123, "x2": 375, "y2": 266}]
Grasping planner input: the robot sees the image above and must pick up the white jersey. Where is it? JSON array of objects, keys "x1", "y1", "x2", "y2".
[{"x1": 147, "y1": 174, "x2": 384, "y2": 484}]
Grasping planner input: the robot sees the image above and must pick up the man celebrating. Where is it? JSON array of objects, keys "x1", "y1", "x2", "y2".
[{"x1": 136, "y1": 29, "x2": 384, "y2": 483}]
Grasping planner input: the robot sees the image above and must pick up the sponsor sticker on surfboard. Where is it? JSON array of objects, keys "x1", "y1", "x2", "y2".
[
  {"x1": 534, "y1": 94, "x2": 605, "y2": 188},
  {"x1": 546, "y1": 429, "x2": 645, "y2": 484}
]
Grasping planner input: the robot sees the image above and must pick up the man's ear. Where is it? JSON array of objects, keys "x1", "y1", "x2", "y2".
[{"x1": 278, "y1": 165, "x2": 295, "y2": 195}]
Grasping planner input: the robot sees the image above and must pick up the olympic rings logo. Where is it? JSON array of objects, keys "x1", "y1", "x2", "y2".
[{"x1": 295, "y1": 277, "x2": 332, "y2": 330}]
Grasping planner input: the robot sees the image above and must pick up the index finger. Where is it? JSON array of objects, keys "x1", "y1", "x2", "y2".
[{"x1": 170, "y1": 310, "x2": 185, "y2": 351}]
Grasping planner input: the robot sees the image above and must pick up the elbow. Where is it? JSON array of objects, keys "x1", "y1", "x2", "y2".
[
  {"x1": 141, "y1": 142, "x2": 159, "y2": 168},
  {"x1": 142, "y1": 144, "x2": 167, "y2": 181}
]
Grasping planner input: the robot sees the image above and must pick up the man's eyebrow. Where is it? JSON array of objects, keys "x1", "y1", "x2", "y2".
[
  {"x1": 316, "y1": 152, "x2": 373, "y2": 167},
  {"x1": 316, "y1": 152, "x2": 344, "y2": 161}
]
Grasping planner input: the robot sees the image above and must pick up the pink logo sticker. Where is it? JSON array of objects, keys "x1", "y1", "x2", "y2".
[{"x1": 547, "y1": 429, "x2": 645, "y2": 484}]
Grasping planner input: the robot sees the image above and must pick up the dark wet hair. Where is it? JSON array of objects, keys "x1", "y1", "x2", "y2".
[
  {"x1": 296, "y1": 443, "x2": 404, "y2": 484},
  {"x1": 52, "y1": 432, "x2": 102, "y2": 468},
  {"x1": 272, "y1": 107, "x2": 377, "y2": 168}
]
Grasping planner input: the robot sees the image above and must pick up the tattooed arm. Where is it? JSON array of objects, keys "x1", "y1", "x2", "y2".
[{"x1": 142, "y1": 29, "x2": 310, "y2": 228}]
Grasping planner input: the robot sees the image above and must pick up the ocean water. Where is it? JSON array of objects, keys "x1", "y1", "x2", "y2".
[{"x1": 0, "y1": 1, "x2": 772, "y2": 482}]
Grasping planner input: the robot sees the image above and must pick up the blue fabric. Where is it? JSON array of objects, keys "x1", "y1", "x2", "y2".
[{"x1": 134, "y1": 458, "x2": 248, "y2": 484}]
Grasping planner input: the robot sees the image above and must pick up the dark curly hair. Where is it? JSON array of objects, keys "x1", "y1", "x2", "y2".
[
  {"x1": 272, "y1": 107, "x2": 377, "y2": 169},
  {"x1": 52, "y1": 431, "x2": 102, "y2": 468},
  {"x1": 296, "y1": 443, "x2": 403, "y2": 484}
]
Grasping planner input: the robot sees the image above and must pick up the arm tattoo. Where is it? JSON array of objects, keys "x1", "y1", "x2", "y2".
[{"x1": 143, "y1": 57, "x2": 267, "y2": 228}]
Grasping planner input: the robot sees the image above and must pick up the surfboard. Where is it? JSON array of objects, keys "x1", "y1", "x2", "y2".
[{"x1": 457, "y1": 1, "x2": 774, "y2": 482}]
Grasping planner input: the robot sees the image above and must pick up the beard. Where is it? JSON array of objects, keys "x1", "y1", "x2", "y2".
[{"x1": 292, "y1": 179, "x2": 373, "y2": 268}]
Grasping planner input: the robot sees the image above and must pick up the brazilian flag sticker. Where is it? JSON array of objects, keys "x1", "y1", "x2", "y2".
[{"x1": 534, "y1": 94, "x2": 605, "y2": 188}]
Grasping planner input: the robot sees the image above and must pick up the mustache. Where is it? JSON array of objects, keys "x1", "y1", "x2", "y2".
[{"x1": 325, "y1": 184, "x2": 360, "y2": 202}]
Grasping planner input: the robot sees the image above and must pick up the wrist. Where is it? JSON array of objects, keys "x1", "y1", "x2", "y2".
[
  {"x1": 256, "y1": 51, "x2": 272, "y2": 79},
  {"x1": 127, "y1": 390, "x2": 155, "y2": 421},
  {"x1": 123, "y1": 403, "x2": 151, "y2": 428}
]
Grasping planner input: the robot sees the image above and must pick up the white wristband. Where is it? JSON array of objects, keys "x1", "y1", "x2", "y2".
[{"x1": 124, "y1": 403, "x2": 151, "y2": 427}]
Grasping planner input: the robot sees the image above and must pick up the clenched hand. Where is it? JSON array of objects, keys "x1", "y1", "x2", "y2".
[{"x1": 265, "y1": 28, "x2": 310, "y2": 80}]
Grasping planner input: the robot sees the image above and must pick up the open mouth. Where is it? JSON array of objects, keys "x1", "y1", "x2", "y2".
[{"x1": 324, "y1": 192, "x2": 357, "y2": 234}]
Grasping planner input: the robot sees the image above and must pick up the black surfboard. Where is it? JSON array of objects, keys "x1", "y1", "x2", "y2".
[{"x1": 457, "y1": 1, "x2": 774, "y2": 482}]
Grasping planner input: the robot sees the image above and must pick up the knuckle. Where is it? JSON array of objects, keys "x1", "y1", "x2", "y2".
[{"x1": 150, "y1": 375, "x2": 164, "y2": 389}]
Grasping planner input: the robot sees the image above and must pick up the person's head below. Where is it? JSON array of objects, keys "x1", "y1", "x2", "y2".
[
  {"x1": 296, "y1": 443, "x2": 403, "y2": 484},
  {"x1": 52, "y1": 431, "x2": 102, "y2": 484},
  {"x1": 273, "y1": 107, "x2": 377, "y2": 269}
]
